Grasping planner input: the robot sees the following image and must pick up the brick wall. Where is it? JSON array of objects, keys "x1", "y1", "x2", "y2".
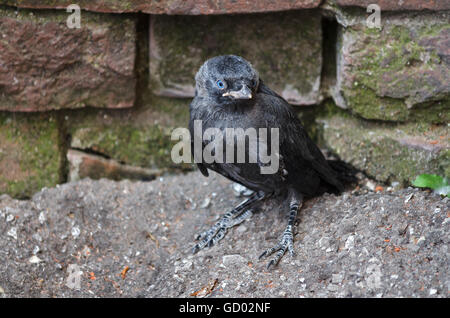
[{"x1": 0, "y1": 0, "x2": 448, "y2": 198}]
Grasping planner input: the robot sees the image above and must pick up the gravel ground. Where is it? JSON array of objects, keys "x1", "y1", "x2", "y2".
[{"x1": 0, "y1": 171, "x2": 448, "y2": 298}]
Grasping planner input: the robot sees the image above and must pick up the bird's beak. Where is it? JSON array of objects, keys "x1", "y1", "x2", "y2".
[{"x1": 222, "y1": 85, "x2": 252, "y2": 99}]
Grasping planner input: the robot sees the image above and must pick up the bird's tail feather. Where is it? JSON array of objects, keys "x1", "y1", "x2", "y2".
[
  {"x1": 327, "y1": 160, "x2": 359, "y2": 188},
  {"x1": 315, "y1": 160, "x2": 358, "y2": 196}
]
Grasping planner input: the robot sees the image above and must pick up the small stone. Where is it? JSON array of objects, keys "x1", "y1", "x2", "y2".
[
  {"x1": 174, "y1": 259, "x2": 193, "y2": 273},
  {"x1": 29, "y1": 255, "x2": 42, "y2": 264},
  {"x1": 71, "y1": 226, "x2": 80, "y2": 238},
  {"x1": 416, "y1": 236, "x2": 426, "y2": 245},
  {"x1": 0, "y1": 193, "x2": 11, "y2": 200},
  {"x1": 390, "y1": 275, "x2": 398, "y2": 280},
  {"x1": 237, "y1": 225, "x2": 247, "y2": 233},
  {"x1": 82, "y1": 246, "x2": 91, "y2": 257},
  {"x1": 200, "y1": 198, "x2": 211, "y2": 209},
  {"x1": 365, "y1": 180, "x2": 376, "y2": 192},
  {"x1": 38, "y1": 211, "x2": 46, "y2": 224},
  {"x1": 404, "y1": 193, "x2": 414, "y2": 203},
  {"x1": 7, "y1": 227, "x2": 17, "y2": 240},
  {"x1": 32, "y1": 246, "x2": 40, "y2": 255},
  {"x1": 318, "y1": 237, "x2": 330, "y2": 249},
  {"x1": 6, "y1": 214, "x2": 14, "y2": 222},
  {"x1": 429, "y1": 288, "x2": 437, "y2": 295},
  {"x1": 345, "y1": 235, "x2": 355, "y2": 250},
  {"x1": 222, "y1": 254, "x2": 247, "y2": 267}
]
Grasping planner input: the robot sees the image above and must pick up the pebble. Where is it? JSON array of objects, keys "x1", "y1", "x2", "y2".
[
  {"x1": 38, "y1": 211, "x2": 46, "y2": 224},
  {"x1": 404, "y1": 193, "x2": 414, "y2": 203},
  {"x1": 7, "y1": 227, "x2": 17, "y2": 240},
  {"x1": 29, "y1": 256, "x2": 42, "y2": 264},
  {"x1": 222, "y1": 254, "x2": 247, "y2": 267},
  {"x1": 32, "y1": 246, "x2": 40, "y2": 255},
  {"x1": 365, "y1": 180, "x2": 376, "y2": 192},
  {"x1": 318, "y1": 237, "x2": 330, "y2": 249},
  {"x1": 345, "y1": 235, "x2": 355, "y2": 250},
  {"x1": 71, "y1": 226, "x2": 80, "y2": 238},
  {"x1": 174, "y1": 259, "x2": 193, "y2": 273},
  {"x1": 237, "y1": 225, "x2": 247, "y2": 233},
  {"x1": 200, "y1": 198, "x2": 211, "y2": 209}
]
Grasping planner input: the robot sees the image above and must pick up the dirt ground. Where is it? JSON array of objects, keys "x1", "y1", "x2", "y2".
[{"x1": 0, "y1": 171, "x2": 448, "y2": 297}]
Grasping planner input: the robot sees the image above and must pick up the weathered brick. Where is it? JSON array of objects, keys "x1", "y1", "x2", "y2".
[
  {"x1": 66, "y1": 94, "x2": 192, "y2": 180},
  {"x1": 318, "y1": 111, "x2": 449, "y2": 186},
  {"x1": 0, "y1": 0, "x2": 321, "y2": 14},
  {"x1": 0, "y1": 7, "x2": 136, "y2": 111},
  {"x1": 336, "y1": 0, "x2": 450, "y2": 11},
  {"x1": 150, "y1": 11, "x2": 323, "y2": 105},
  {"x1": 67, "y1": 149, "x2": 162, "y2": 182},
  {"x1": 0, "y1": 112, "x2": 62, "y2": 198},
  {"x1": 333, "y1": 11, "x2": 450, "y2": 122}
]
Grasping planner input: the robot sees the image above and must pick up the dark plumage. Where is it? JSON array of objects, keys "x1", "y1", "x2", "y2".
[{"x1": 189, "y1": 55, "x2": 344, "y2": 268}]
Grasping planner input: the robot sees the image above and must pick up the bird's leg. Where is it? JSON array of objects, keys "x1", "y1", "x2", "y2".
[
  {"x1": 259, "y1": 192, "x2": 303, "y2": 269},
  {"x1": 192, "y1": 190, "x2": 265, "y2": 254}
]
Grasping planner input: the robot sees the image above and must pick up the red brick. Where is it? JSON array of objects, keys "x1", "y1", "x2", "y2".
[
  {"x1": 0, "y1": 8, "x2": 136, "y2": 111},
  {"x1": 336, "y1": 0, "x2": 450, "y2": 11},
  {"x1": 0, "y1": 0, "x2": 321, "y2": 14},
  {"x1": 67, "y1": 149, "x2": 162, "y2": 181}
]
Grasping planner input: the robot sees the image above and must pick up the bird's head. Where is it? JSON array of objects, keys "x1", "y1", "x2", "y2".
[{"x1": 195, "y1": 55, "x2": 259, "y2": 102}]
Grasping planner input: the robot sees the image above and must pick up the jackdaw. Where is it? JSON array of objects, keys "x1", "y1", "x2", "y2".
[{"x1": 189, "y1": 55, "x2": 344, "y2": 268}]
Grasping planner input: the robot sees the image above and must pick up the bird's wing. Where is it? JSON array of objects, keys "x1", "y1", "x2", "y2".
[
  {"x1": 189, "y1": 106, "x2": 209, "y2": 177},
  {"x1": 257, "y1": 83, "x2": 343, "y2": 193},
  {"x1": 207, "y1": 162, "x2": 278, "y2": 193},
  {"x1": 257, "y1": 79, "x2": 284, "y2": 99}
]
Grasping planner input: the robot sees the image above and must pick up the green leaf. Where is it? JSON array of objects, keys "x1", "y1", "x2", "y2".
[{"x1": 412, "y1": 174, "x2": 449, "y2": 197}]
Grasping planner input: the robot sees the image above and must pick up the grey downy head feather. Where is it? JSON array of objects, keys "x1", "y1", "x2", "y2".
[{"x1": 194, "y1": 55, "x2": 260, "y2": 101}]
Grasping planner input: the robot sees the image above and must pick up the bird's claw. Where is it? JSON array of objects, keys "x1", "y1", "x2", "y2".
[
  {"x1": 192, "y1": 210, "x2": 253, "y2": 254},
  {"x1": 192, "y1": 226, "x2": 225, "y2": 253},
  {"x1": 259, "y1": 229, "x2": 295, "y2": 269}
]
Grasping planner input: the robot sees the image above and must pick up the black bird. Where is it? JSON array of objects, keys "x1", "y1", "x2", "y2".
[{"x1": 189, "y1": 55, "x2": 344, "y2": 268}]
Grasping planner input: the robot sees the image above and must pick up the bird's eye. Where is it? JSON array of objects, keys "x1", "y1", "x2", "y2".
[{"x1": 216, "y1": 80, "x2": 225, "y2": 89}]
